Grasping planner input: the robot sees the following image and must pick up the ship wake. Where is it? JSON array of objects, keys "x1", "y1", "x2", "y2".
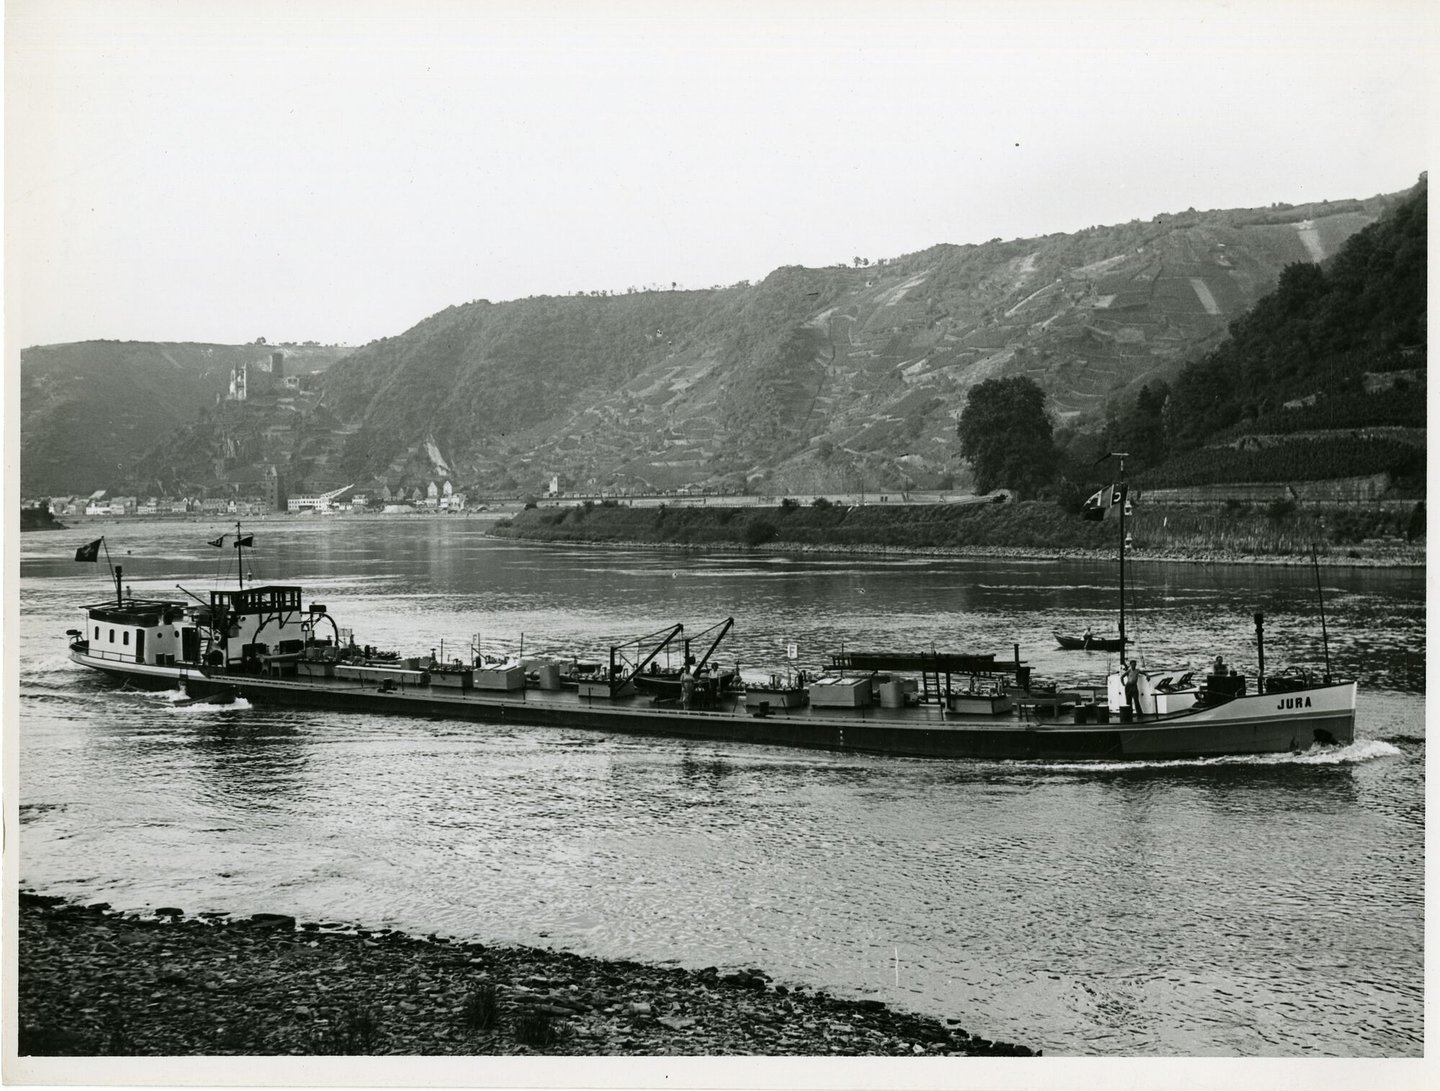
[{"x1": 1032, "y1": 739, "x2": 1403, "y2": 773}]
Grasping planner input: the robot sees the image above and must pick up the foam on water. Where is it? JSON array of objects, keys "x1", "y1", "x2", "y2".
[
  {"x1": 153, "y1": 690, "x2": 252, "y2": 713},
  {"x1": 168, "y1": 696, "x2": 253, "y2": 713},
  {"x1": 1023, "y1": 738, "x2": 1404, "y2": 774},
  {"x1": 27, "y1": 651, "x2": 87, "y2": 676}
]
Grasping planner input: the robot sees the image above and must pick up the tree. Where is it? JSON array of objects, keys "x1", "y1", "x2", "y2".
[
  {"x1": 956, "y1": 376, "x2": 1058, "y2": 498},
  {"x1": 1110, "y1": 381, "x2": 1170, "y2": 471}
]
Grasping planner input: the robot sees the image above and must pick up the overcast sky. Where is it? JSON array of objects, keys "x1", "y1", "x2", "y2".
[{"x1": 5, "y1": 0, "x2": 1433, "y2": 348}]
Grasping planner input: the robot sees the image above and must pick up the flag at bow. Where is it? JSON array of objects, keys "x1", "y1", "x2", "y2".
[
  {"x1": 207, "y1": 534, "x2": 226, "y2": 548},
  {"x1": 74, "y1": 537, "x2": 104, "y2": 562},
  {"x1": 233, "y1": 534, "x2": 254, "y2": 548}
]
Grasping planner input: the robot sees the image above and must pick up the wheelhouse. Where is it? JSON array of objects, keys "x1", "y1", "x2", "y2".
[{"x1": 208, "y1": 584, "x2": 336, "y2": 668}]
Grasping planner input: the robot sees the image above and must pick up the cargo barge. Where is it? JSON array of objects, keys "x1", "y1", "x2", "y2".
[
  {"x1": 176, "y1": 645, "x2": 1356, "y2": 762},
  {"x1": 66, "y1": 530, "x2": 1358, "y2": 762}
]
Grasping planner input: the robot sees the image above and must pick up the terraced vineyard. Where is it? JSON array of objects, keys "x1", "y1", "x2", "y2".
[{"x1": 22, "y1": 185, "x2": 1416, "y2": 500}]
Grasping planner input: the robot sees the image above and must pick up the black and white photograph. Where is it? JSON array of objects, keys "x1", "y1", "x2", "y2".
[{"x1": 4, "y1": 1, "x2": 1430, "y2": 1088}]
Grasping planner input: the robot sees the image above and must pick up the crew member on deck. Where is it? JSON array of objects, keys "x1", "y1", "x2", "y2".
[{"x1": 1124, "y1": 659, "x2": 1143, "y2": 716}]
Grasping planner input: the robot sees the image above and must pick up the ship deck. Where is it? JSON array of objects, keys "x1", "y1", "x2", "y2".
[{"x1": 185, "y1": 668, "x2": 1352, "y2": 761}]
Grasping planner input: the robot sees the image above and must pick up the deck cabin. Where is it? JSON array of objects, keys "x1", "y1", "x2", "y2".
[
  {"x1": 73, "y1": 596, "x2": 206, "y2": 670},
  {"x1": 208, "y1": 584, "x2": 337, "y2": 673}
]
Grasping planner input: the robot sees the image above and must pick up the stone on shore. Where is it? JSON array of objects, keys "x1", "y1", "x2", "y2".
[{"x1": 16, "y1": 892, "x2": 1036, "y2": 1058}]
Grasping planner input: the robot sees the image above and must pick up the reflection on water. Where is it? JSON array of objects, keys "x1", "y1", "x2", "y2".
[{"x1": 16, "y1": 518, "x2": 1425, "y2": 1057}]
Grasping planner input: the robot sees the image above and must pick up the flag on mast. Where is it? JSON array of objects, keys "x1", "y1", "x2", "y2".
[
  {"x1": 1109, "y1": 482, "x2": 1129, "y2": 518},
  {"x1": 208, "y1": 535, "x2": 226, "y2": 548},
  {"x1": 74, "y1": 538, "x2": 104, "y2": 562},
  {"x1": 234, "y1": 534, "x2": 254, "y2": 548},
  {"x1": 1080, "y1": 483, "x2": 1129, "y2": 521}
]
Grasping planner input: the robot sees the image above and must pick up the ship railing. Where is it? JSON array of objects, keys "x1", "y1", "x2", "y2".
[{"x1": 77, "y1": 646, "x2": 171, "y2": 666}]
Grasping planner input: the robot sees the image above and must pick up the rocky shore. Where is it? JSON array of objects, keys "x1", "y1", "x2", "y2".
[{"x1": 16, "y1": 892, "x2": 1036, "y2": 1058}]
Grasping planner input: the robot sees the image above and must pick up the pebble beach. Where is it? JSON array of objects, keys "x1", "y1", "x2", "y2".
[{"x1": 15, "y1": 892, "x2": 1036, "y2": 1058}]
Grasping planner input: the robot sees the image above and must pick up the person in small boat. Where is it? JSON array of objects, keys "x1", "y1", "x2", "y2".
[
  {"x1": 1213, "y1": 654, "x2": 1226, "y2": 676},
  {"x1": 1082, "y1": 625, "x2": 1094, "y2": 649},
  {"x1": 1124, "y1": 659, "x2": 1142, "y2": 716}
]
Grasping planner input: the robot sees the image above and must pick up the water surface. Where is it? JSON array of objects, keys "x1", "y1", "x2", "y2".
[{"x1": 16, "y1": 517, "x2": 1425, "y2": 1056}]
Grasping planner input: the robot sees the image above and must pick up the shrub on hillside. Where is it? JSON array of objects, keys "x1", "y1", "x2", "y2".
[
  {"x1": 1406, "y1": 501, "x2": 1425, "y2": 541},
  {"x1": 744, "y1": 519, "x2": 778, "y2": 546},
  {"x1": 1266, "y1": 498, "x2": 1297, "y2": 521}
]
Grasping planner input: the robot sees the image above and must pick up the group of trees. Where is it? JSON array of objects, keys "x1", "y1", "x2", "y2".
[
  {"x1": 954, "y1": 179, "x2": 1426, "y2": 500},
  {"x1": 1164, "y1": 182, "x2": 1426, "y2": 449}
]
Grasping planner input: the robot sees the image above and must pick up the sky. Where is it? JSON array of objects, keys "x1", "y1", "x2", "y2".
[{"x1": 4, "y1": 0, "x2": 1435, "y2": 349}]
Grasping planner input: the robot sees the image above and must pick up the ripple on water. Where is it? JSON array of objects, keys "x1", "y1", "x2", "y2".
[{"x1": 15, "y1": 525, "x2": 1425, "y2": 1057}]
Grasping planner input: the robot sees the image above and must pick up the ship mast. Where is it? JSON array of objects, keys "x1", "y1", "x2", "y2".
[
  {"x1": 1110, "y1": 452, "x2": 1130, "y2": 652},
  {"x1": 235, "y1": 520, "x2": 245, "y2": 592}
]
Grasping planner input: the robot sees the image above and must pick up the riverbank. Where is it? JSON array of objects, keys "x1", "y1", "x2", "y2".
[
  {"x1": 489, "y1": 500, "x2": 1425, "y2": 568},
  {"x1": 18, "y1": 506, "x2": 65, "y2": 531},
  {"x1": 15, "y1": 893, "x2": 1035, "y2": 1058},
  {"x1": 32, "y1": 502, "x2": 1425, "y2": 567}
]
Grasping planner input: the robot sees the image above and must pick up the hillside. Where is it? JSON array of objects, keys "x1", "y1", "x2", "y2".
[
  {"x1": 1120, "y1": 178, "x2": 1427, "y2": 493},
  {"x1": 21, "y1": 185, "x2": 1413, "y2": 500},
  {"x1": 1167, "y1": 180, "x2": 1425, "y2": 450},
  {"x1": 20, "y1": 342, "x2": 352, "y2": 496},
  {"x1": 313, "y1": 195, "x2": 1398, "y2": 498}
]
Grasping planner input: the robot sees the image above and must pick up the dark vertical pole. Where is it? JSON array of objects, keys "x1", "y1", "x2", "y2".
[
  {"x1": 1254, "y1": 612, "x2": 1266, "y2": 694},
  {"x1": 115, "y1": 565, "x2": 124, "y2": 606},
  {"x1": 1312, "y1": 544, "x2": 1332, "y2": 683},
  {"x1": 1117, "y1": 455, "x2": 1126, "y2": 654}
]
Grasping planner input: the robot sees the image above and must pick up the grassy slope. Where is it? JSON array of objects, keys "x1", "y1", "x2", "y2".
[{"x1": 493, "y1": 499, "x2": 1425, "y2": 562}]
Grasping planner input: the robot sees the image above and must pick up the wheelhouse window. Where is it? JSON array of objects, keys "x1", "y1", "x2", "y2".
[
  {"x1": 108, "y1": 629, "x2": 115, "y2": 643},
  {"x1": 123, "y1": 632, "x2": 130, "y2": 646},
  {"x1": 94, "y1": 626, "x2": 100, "y2": 640}
]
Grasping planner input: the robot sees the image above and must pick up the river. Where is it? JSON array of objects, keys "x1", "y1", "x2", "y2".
[{"x1": 14, "y1": 516, "x2": 1425, "y2": 1056}]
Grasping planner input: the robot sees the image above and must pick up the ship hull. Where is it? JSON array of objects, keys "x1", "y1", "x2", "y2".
[
  {"x1": 180, "y1": 670, "x2": 1356, "y2": 762},
  {"x1": 68, "y1": 645, "x2": 197, "y2": 690}
]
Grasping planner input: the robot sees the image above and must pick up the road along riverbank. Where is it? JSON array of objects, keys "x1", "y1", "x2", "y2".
[{"x1": 16, "y1": 893, "x2": 1036, "y2": 1058}]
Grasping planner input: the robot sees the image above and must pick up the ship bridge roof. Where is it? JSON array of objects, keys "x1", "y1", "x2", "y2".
[
  {"x1": 210, "y1": 584, "x2": 305, "y2": 614},
  {"x1": 82, "y1": 598, "x2": 192, "y2": 626}
]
